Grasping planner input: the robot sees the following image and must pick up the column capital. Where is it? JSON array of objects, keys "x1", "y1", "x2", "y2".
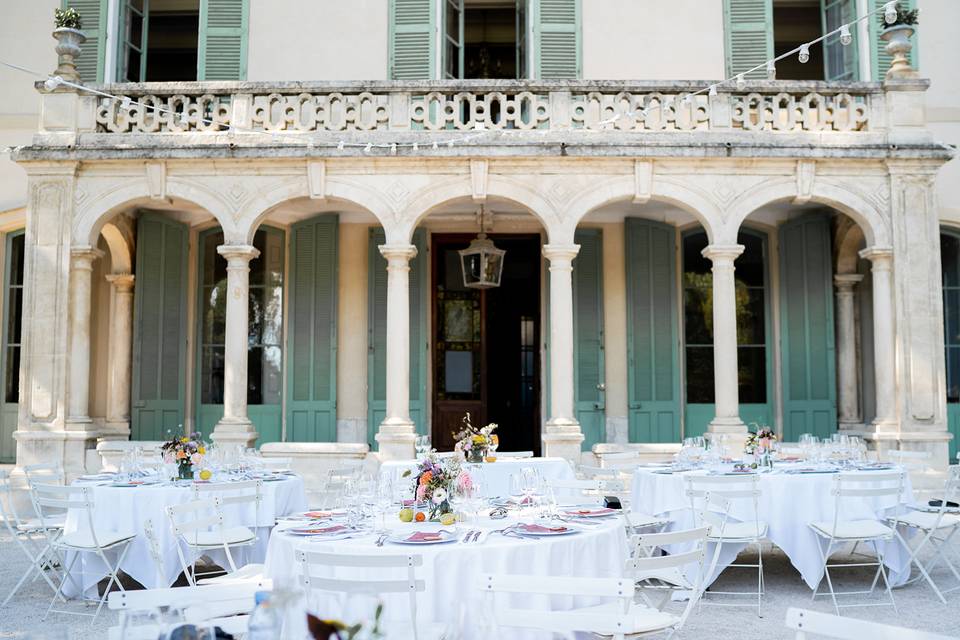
[
  {"x1": 70, "y1": 246, "x2": 104, "y2": 269},
  {"x1": 542, "y1": 243, "x2": 580, "y2": 262},
  {"x1": 217, "y1": 244, "x2": 260, "y2": 264},
  {"x1": 858, "y1": 246, "x2": 894, "y2": 267},
  {"x1": 379, "y1": 243, "x2": 418, "y2": 263},
  {"x1": 701, "y1": 244, "x2": 745, "y2": 263},
  {"x1": 833, "y1": 273, "x2": 864, "y2": 291},
  {"x1": 105, "y1": 272, "x2": 135, "y2": 292}
]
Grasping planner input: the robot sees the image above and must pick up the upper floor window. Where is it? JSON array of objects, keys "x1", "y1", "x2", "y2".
[{"x1": 118, "y1": 0, "x2": 200, "y2": 82}]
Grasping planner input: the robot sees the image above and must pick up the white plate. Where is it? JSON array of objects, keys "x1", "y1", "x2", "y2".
[
  {"x1": 560, "y1": 508, "x2": 617, "y2": 518},
  {"x1": 514, "y1": 524, "x2": 579, "y2": 537},
  {"x1": 388, "y1": 531, "x2": 458, "y2": 545}
]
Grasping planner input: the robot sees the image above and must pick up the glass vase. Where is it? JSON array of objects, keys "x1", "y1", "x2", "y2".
[
  {"x1": 466, "y1": 448, "x2": 486, "y2": 463},
  {"x1": 177, "y1": 462, "x2": 194, "y2": 480}
]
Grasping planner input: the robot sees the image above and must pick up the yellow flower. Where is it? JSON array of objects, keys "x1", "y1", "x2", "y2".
[
  {"x1": 180, "y1": 437, "x2": 188, "y2": 443},
  {"x1": 198, "y1": 446, "x2": 206, "y2": 455}
]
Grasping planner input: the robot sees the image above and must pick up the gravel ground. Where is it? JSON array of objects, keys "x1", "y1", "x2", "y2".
[{"x1": 0, "y1": 530, "x2": 958, "y2": 639}]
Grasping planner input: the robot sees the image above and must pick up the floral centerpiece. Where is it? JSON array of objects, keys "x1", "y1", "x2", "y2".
[
  {"x1": 452, "y1": 412, "x2": 498, "y2": 463},
  {"x1": 744, "y1": 425, "x2": 777, "y2": 455},
  {"x1": 401, "y1": 453, "x2": 470, "y2": 520},
  {"x1": 161, "y1": 431, "x2": 206, "y2": 480}
]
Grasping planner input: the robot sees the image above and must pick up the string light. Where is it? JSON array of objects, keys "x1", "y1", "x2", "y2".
[
  {"x1": 178, "y1": 111, "x2": 189, "y2": 126},
  {"x1": 884, "y1": 1, "x2": 899, "y2": 25},
  {"x1": 766, "y1": 60, "x2": 776, "y2": 77},
  {"x1": 798, "y1": 45, "x2": 810, "y2": 64},
  {"x1": 735, "y1": 74, "x2": 745, "y2": 90},
  {"x1": 390, "y1": 142, "x2": 397, "y2": 155},
  {"x1": 336, "y1": 140, "x2": 344, "y2": 150},
  {"x1": 364, "y1": 142, "x2": 372, "y2": 153},
  {"x1": 412, "y1": 142, "x2": 418, "y2": 152},
  {"x1": 432, "y1": 142, "x2": 439, "y2": 151},
  {"x1": 120, "y1": 96, "x2": 132, "y2": 111},
  {"x1": 708, "y1": 85, "x2": 717, "y2": 97},
  {"x1": 43, "y1": 75, "x2": 61, "y2": 91},
  {"x1": 839, "y1": 25, "x2": 852, "y2": 46}
]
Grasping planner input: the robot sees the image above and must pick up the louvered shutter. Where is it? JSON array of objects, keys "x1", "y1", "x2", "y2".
[
  {"x1": 723, "y1": 0, "x2": 773, "y2": 79},
  {"x1": 132, "y1": 214, "x2": 188, "y2": 441},
  {"x1": 870, "y1": 0, "x2": 916, "y2": 80},
  {"x1": 63, "y1": 0, "x2": 108, "y2": 83},
  {"x1": 198, "y1": 0, "x2": 248, "y2": 80},
  {"x1": 626, "y1": 219, "x2": 681, "y2": 443},
  {"x1": 573, "y1": 229, "x2": 604, "y2": 450},
  {"x1": 367, "y1": 228, "x2": 427, "y2": 447},
  {"x1": 534, "y1": 0, "x2": 580, "y2": 79},
  {"x1": 286, "y1": 216, "x2": 338, "y2": 442},
  {"x1": 779, "y1": 215, "x2": 837, "y2": 441},
  {"x1": 389, "y1": 0, "x2": 436, "y2": 80}
]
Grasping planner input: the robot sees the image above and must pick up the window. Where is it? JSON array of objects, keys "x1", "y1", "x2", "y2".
[
  {"x1": 118, "y1": 0, "x2": 200, "y2": 82},
  {"x1": 3, "y1": 232, "x2": 24, "y2": 405},
  {"x1": 773, "y1": 0, "x2": 825, "y2": 80},
  {"x1": 942, "y1": 232, "x2": 960, "y2": 403}
]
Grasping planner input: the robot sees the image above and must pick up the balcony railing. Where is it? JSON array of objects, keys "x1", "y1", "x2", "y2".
[{"x1": 86, "y1": 80, "x2": 884, "y2": 136}]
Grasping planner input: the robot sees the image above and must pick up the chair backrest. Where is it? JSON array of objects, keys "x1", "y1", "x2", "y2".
[
  {"x1": 0, "y1": 469, "x2": 27, "y2": 530},
  {"x1": 785, "y1": 607, "x2": 955, "y2": 640},
  {"x1": 143, "y1": 517, "x2": 168, "y2": 587},
  {"x1": 887, "y1": 449, "x2": 932, "y2": 471},
  {"x1": 193, "y1": 479, "x2": 262, "y2": 526},
  {"x1": 31, "y1": 483, "x2": 102, "y2": 545},
  {"x1": 547, "y1": 478, "x2": 626, "y2": 504},
  {"x1": 827, "y1": 471, "x2": 904, "y2": 533},
  {"x1": 297, "y1": 550, "x2": 424, "y2": 633},
  {"x1": 578, "y1": 465, "x2": 622, "y2": 480},
  {"x1": 598, "y1": 451, "x2": 646, "y2": 469},
  {"x1": 479, "y1": 574, "x2": 639, "y2": 636},
  {"x1": 685, "y1": 474, "x2": 762, "y2": 537},
  {"x1": 166, "y1": 498, "x2": 223, "y2": 539},
  {"x1": 495, "y1": 451, "x2": 534, "y2": 459},
  {"x1": 23, "y1": 462, "x2": 65, "y2": 487}
]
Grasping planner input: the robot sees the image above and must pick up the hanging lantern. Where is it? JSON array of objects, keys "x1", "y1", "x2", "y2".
[{"x1": 459, "y1": 207, "x2": 505, "y2": 289}]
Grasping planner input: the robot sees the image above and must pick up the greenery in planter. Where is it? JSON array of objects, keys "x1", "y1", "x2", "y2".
[
  {"x1": 54, "y1": 8, "x2": 82, "y2": 30},
  {"x1": 881, "y1": 6, "x2": 919, "y2": 28}
]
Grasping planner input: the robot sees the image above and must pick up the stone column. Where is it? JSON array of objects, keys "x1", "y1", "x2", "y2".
[
  {"x1": 211, "y1": 244, "x2": 260, "y2": 447},
  {"x1": 542, "y1": 244, "x2": 585, "y2": 461},
  {"x1": 103, "y1": 273, "x2": 135, "y2": 438},
  {"x1": 859, "y1": 247, "x2": 897, "y2": 432},
  {"x1": 834, "y1": 274, "x2": 863, "y2": 430},
  {"x1": 375, "y1": 244, "x2": 418, "y2": 460},
  {"x1": 66, "y1": 246, "x2": 103, "y2": 426},
  {"x1": 702, "y1": 244, "x2": 747, "y2": 435}
]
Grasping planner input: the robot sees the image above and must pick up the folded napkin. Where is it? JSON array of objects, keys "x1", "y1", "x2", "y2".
[
  {"x1": 565, "y1": 508, "x2": 614, "y2": 516},
  {"x1": 508, "y1": 495, "x2": 536, "y2": 505},
  {"x1": 301, "y1": 511, "x2": 333, "y2": 519},
  {"x1": 520, "y1": 524, "x2": 568, "y2": 533},
  {"x1": 406, "y1": 532, "x2": 444, "y2": 542}
]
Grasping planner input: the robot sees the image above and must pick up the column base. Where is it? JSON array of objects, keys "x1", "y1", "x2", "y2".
[
  {"x1": 375, "y1": 417, "x2": 417, "y2": 461},
  {"x1": 706, "y1": 416, "x2": 748, "y2": 434},
  {"x1": 542, "y1": 418, "x2": 584, "y2": 463},
  {"x1": 99, "y1": 420, "x2": 131, "y2": 441},
  {"x1": 13, "y1": 427, "x2": 99, "y2": 479},
  {"x1": 210, "y1": 418, "x2": 259, "y2": 448}
]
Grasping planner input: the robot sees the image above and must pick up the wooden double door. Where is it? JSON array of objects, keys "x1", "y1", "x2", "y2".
[{"x1": 431, "y1": 235, "x2": 541, "y2": 454}]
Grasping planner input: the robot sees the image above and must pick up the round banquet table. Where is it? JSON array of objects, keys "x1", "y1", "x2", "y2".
[
  {"x1": 630, "y1": 466, "x2": 916, "y2": 589},
  {"x1": 379, "y1": 457, "x2": 575, "y2": 499},
  {"x1": 264, "y1": 513, "x2": 628, "y2": 639},
  {"x1": 63, "y1": 474, "x2": 307, "y2": 598}
]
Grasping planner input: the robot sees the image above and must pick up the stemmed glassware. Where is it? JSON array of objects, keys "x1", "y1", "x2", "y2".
[{"x1": 415, "y1": 434, "x2": 432, "y2": 459}]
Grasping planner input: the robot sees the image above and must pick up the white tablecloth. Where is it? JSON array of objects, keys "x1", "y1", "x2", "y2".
[
  {"x1": 264, "y1": 515, "x2": 627, "y2": 639},
  {"x1": 630, "y1": 467, "x2": 915, "y2": 589},
  {"x1": 380, "y1": 457, "x2": 575, "y2": 499},
  {"x1": 63, "y1": 475, "x2": 307, "y2": 597}
]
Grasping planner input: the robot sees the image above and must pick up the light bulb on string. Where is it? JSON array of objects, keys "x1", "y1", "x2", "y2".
[
  {"x1": 364, "y1": 142, "x2": 372, "y2": 153},
  {"x1": 735, "y1": 74, "x2": 745, "y2": 90},
  {"x1": 766, "y1": 60, "x2": 776, "y2": 78},
  {"x1": 840, "y1": 25, "x2": 852, "y2": 46},
  {"x1": 43, "y1": 75, "x2": 62, "y2": 91},
  {"x1": 337, "y1": 140, "x2": 345, "y2": 150},
  {"x1": 708, "y1": 85, "x2": 717, "y2": 97},
  {"x1": 412, "y1": 142, "x2": 419, "y2": 152},
  {"x1": 120, "y1": 96, "x2": 133, "y2": 111},
  {"x1": 447, "y1": 140, "x2": 454, "y2": 148},
  {"x1": 390, "y1": 143, "x2": 397, "y2": 155},
  {"x1": 798, "y1": 45, "x2": 810, "y2": 64},
  {"x1": 432, "y1": 141, "x2": 439, "y2": 151},
  {"x1": 179, "y1": 110, "x2": 190, "y2": 126},
  {"x1": 884, "y1": 1, "x2": 898, "y2": 24}
]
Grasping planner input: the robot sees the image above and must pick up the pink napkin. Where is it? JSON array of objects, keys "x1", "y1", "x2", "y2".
[
  {"x1": 566, "y1": 508, "x2": 613, "y2": 516},
  {"x1": 406, "y1": 532, "x2": 444, "y2": 542},
  {"x1": 301, "y1": 511, "x2": 333, "y2": 519},
  {"x1": 520, "y1": 524, "x2": 568, "y2": 533}
]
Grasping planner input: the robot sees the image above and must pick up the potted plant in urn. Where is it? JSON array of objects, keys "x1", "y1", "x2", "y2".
[
  {"x1": 52, "y1": 8, "x2": 86, "y2": 83},
  {"x1": 879, "y1": 5, "x2": 919, "y2": 79}
]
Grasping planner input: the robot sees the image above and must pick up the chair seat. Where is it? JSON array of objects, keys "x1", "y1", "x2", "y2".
[
  {"x1": 197, "y1": 563, "x2": 265, "y2": 585},
  {"x1": 574, "y1": 602, "x2": 679, "y2": 636},
  {"x1": 709, "y1": 520, "x2": 767, "y2": 540},
  {"x1": 810, "y1": 519, "x2": 893, "y2": 540},
  {"x1": 59, "y1": 527, "x2": 137, "y2": 549},
  {"x1": 17, "y1": 514, "x2": 66, "y2": 531},
  {"x1": 634, "y1": 567, "x2": 694, "y2": 590},
  {"x1": 184, "y1": 526, "x2": 256, "y2": 547},
  {"x1": 892, "y1": 510, "x2": 960, "y2": 531},
  {"x1": 625, "y1": 512, "x2": 668, "y2": 529}
]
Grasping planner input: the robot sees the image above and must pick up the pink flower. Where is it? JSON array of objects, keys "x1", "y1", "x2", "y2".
[
  {"x1": 190, "y1": 453, "x2": 203, "y2": 465},
  {"x1": 457, "y1": 472, "x2": 474, "y2": 493},
  {"x1": 416, "y1": 485, "x2": 427, "y2": 501}
]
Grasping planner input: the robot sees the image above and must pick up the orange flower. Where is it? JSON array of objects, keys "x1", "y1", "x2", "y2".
[
  {"x1": 419, "y1": 471, "x2": 433, "y2": 486},
  {"x1": 176, "y1": 450, "x2": 186, "y2": 460}
]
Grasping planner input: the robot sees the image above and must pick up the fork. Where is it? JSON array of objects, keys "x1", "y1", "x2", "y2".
[
  {"x1": 375, "y1": 532, "x2": 388, "y2": 547},
  {"x1": 460, "y1": 529, "x2": 476, "y2": 543}
]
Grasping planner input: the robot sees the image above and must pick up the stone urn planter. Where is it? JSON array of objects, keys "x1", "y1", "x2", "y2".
[
  {"x1": 879, "y1": 24, "x2": 915, "y2": 79},
  {"x1": 52, "y1": 27, "x2": 86, "y2": 83}
]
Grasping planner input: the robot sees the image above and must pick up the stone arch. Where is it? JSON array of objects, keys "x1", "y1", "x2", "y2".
[
  {"x1": 239, "y1": 176, "x2": 396, "y2": 244},
  {"x1": 99, "y1": 221, "x2": 134, "y2": 274},
  {"x1": 726, "y1": 178, "x2": 890, "y2": 248},
  {"x1": 564, "y1": 175, "x2": 723, "y2": 244},
  {"x1": 398, "y1": 176, "x2": 559, "y2": 244},
  {"x1": 75, "y1": 178, "x2": 235, "y2": 246}
]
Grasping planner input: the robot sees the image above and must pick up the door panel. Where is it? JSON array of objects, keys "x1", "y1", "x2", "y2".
[
  {"x1": 573, "y1": 229, "x2": 604, "y2": 449},
  {"x1": 132, "y1": 214, "x2": 188, "y2": 441},
  {"x1": 626, "y1": 219, "x2": 681, "y2": 443},
  {"x1": 0, "y1": 230, "x2": 24, "y2": 462}
]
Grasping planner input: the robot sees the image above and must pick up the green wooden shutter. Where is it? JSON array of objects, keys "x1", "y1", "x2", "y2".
[
  {"x1": 198, "y1": 0, "x2": 248, "y2": 80},
  {"x1": 367, "y1": 228, "x2": 428, "y2": 446},
  {"x1": 573, "y1": 229, "x2": 604, "y2": 450},
  {"x1": 533, "y1": 0, "x2": 581, "y2": 79},
  {"x1": 389, "y1": 0, "x2": 436, "y2": 80},
  {"x1": 779, "y1": 215, "x2": 837, "y2": 441},
  {"x1": 870, "y1": 0, "x2": 917, "y2": 80},
  {"x1": 286, "y1": 216, "x2": 338, "y2": 442},
  {"x1": 132, "y1": 214, "x2": 189, "y2": 441},
  {"x1": 626, "y1": 219, "x2": 681, "y2": 443},
  {"x1": 723, "y1": 0, "x2": 773, "y2": 79},
  {"x1": 63, "y1": 0, "x2": 108, "y2": 83}
]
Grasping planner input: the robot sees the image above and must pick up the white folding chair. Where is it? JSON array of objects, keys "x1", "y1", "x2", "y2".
[
  {"x1": 32, "y1": 483, "x2": 136, "y2": 622},
  {"x1": 888, "y1": 465, "x2": 960, "y2": 603},
  {"x1": 627, "y1": 526, "x2": 711, "y2": 616},
  {"x1": 685, "y1": 474, "x2": 767, "y2": 617},
  {"x1": 479, "y1": 573, "x2": 678, "y2": 639},
  {"x1": 260, "y1": 457, "x2": 293, "y2": 471},
  {"x1": 808, "y1": 471, "x2": 905, "y2": 615},
  {"x1": 296, "y1": 550, "x2": 443, "y2": 640},
  {"x1": 107, "y1": 580, "x2": 271, "y2": 640},
  {"x1": 784, "y1": 607, "x2": 956, "y2": 640},
  {"x1": 887, "y1": 449, "x2": 932, "y2": 472},
  {"x1": 0, "y1": 470, "x2": 63, "y2": 606},
  {"x1": 23, "y1": 462, "x2": 66, "y2": 486},
  {"x1": 166, "y1": 496, "x2": 258, "y2": 587}
]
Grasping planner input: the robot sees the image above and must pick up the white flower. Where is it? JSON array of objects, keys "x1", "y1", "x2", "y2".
[{"x1": 432, "y1": 487, "x2": 447, "y2": 504}]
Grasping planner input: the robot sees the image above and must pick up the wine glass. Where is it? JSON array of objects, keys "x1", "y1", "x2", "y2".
[
  {"x1": 520, "y1": 467, "x2": 540, "y2": 507},
  {"x1": 489, "y1": 434, "x2": 499, "y2": 459}
]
